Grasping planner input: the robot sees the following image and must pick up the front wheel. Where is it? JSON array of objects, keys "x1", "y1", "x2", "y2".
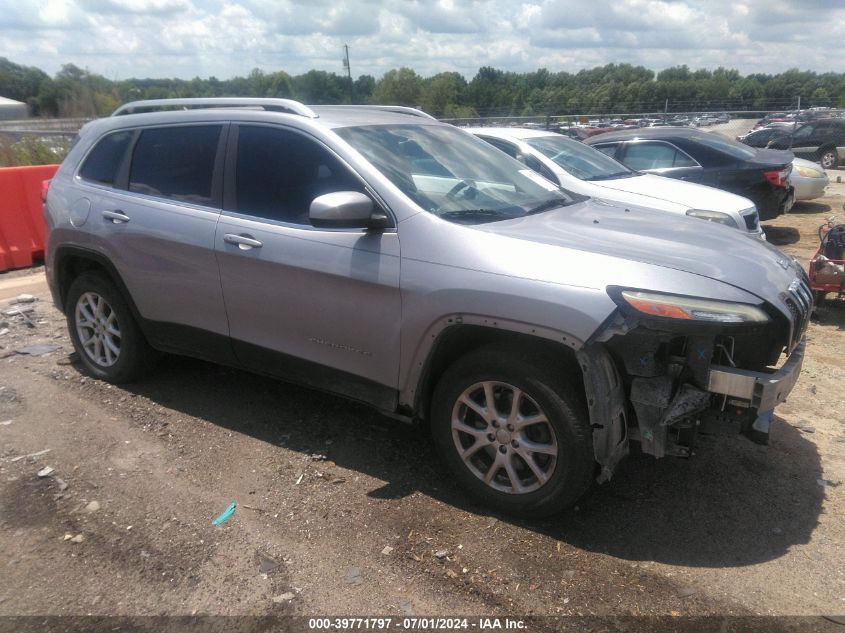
[
  {"x1": 430, "y1": 345, "x2": 594, "y2": 517},
  {"x1": 65, "y1": 272, "x2": 157, "y2": 383},
  {"x1": 819, "y1": 148, "x2": 838, "y2": 170}
]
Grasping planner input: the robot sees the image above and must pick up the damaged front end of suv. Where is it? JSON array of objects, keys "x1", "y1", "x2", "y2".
[{"x1": 580, "y1": 275, "x2": 812, "y2": 480}]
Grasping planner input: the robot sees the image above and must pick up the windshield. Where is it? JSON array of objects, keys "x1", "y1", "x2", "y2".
[
  {"x1": 688, "y1": 133, "x2": 757, "y2": 160},
  {"x1": 335, "y1": 124, "x2": 580, "y2": 224},
  {"x1": 524, "y1": 135, "x2": 635, "y2": 181}
]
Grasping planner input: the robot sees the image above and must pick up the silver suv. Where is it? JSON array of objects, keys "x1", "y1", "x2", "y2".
[{"x1": 45, "y1": 98, "x2": 811, "y2": 517}]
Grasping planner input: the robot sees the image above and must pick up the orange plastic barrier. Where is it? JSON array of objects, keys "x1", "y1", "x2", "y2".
[{"x1": 0, "y1": 164, "x2": 59, "y2": 272}]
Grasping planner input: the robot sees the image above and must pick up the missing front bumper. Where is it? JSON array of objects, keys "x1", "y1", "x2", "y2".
[{"x1": 707, "y1": 339, "x2": 806, "y2": 412}]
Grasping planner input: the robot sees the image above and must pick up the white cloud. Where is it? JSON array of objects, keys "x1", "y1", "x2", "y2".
[{"x1": 0, "y1": 0, "x2": 843, "y2": 80}]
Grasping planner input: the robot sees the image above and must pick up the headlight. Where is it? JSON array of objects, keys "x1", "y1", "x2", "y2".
[
  {"x1": 795, "y1": 165, "x2": 825, "y2": 178},
  {"x1": 686, "y1": 209, "x2": 739, "y2": 228},
  {"x1": 617, "y1": 290, "x2": 770, "y2": 323}
]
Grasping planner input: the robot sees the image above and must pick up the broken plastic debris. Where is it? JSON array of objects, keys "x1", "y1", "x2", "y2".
[
  {"x1": 295, "y1": 474, "x2": 304, "y2": 485},
  {"x1": 272, "y1": 592, "x2": 295, "y2": 603},
  {"x1": 15, "y1": 344, "x2": 61, "y2": 356},
  {"x1": 37, "y1": 466, "x2": 55, "y2": 477},
  {"x1": 212, "y1": 502, "x2": 236, "y2": 525},
  {"x1": 381, "y1": 546, "x2": 394, "y2": 556}
]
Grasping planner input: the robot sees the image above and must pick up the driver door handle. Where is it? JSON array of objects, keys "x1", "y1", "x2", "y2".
[{"x1": 223, "y1": 233, "x2": 263, "y2": 250}]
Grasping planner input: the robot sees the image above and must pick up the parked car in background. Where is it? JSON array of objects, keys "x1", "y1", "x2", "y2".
[
  {"x1": 45, "y1": 98, "x2": 811, "y2": 517},
  {"x1": 790, "y1": 157, "x2": 829, "y2": 201},
  {"x1": 787, "y1": 118, "x2": 845, "y2": 169},
  {"x1": 468, "y1": 127, "x2": 764, "y2": 238},
  {"x1": 739, "y1": 118, "x2": 845, "y2": 170},
  {"x1": 585, "y1": 127, "x2": 795, "y2": 220},
  {"x1": 557, "y1": 126, "x2": 590, "y2": 141},
  {"x1": 737, "y1": 126, "x2": 793, "y2": 150}
]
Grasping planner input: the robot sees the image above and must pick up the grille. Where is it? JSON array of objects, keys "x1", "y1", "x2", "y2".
[{"x1": 784, "y1": 276, "x2": 812, "y2": 353}]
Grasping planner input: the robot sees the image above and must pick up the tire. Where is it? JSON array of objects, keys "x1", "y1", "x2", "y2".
[
  {"x1": 819, "y1": 147, "x2": 838, "y2": 170},
  {"x1": 430, "y1": 344, "x2": 594, "y2": 518},
  {"x1": 65, "y1": 272, "x2": 158, "y2": 383}
]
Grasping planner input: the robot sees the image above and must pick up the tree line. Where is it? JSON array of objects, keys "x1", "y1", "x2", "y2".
[{"x1": 3, "y1": 57, "x2": 845, "y2": 120}]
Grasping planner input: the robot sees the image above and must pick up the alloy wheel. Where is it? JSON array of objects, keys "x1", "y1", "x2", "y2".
[
  {"x1": 75, "y1": 291, "x2": 121, "y2": 367},
  {"x1": 451, "y1": 381, "x2": 558, "y2": 494}
]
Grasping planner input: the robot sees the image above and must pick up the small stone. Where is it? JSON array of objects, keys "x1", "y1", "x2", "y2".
[
  {"x1": 446, "y1": 569, "x2": 458, "y2": 578},
  {"x1": 799, "y1": 426, "x2": 816, "y2": 434},
  {"x1": 85, "y1": 500, "x2": 100, "y2": 513},
  {"x1": 257, "y1": 551, "x2": 280, "y2": 574},
  {"x1": 37, "y1": 466, "x2": 54, "y2": 478},
  {"x1": 12, "y1": 294, "x2": 36, "y2": 304},
  {"x1": 55, "y1": 478, "x2": 68, "y2": 491},
  {"x1": 63, "y1": 533, "x2": 73, "y2": 541},
  {"x1": 772, "y1": 527, "x2": 784, "y2": 535},
  {"x1": 345, "y1": 566, "x2": 363, "y2": 586},
  {"x1": 678, "y1": 587, "x2": 698, "y2": 597},
  {"x1": 70, "y1": 534, "x2": 84, "y2": 544},
  {"x1": 272, "y1": 592, "x2": 295, "y2": 603},
  {"x1": 434, "y1": 550, "x2": 449, "y2": 559},
  {"x1": 381, "y1": 546, "x2": 394, "y2": 556}
]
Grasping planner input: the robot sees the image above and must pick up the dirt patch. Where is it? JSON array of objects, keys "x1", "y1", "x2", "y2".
[{"x1": 0, "y1": 180, "x2": 843, "y2": 625}]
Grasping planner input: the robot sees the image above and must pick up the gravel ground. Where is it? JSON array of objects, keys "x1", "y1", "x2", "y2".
[{"x1": 0, "y1": 177, "x2": 843, "y2": 633}]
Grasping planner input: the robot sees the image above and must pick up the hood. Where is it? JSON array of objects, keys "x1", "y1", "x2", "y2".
[
  {"x1": 594, "y1": 174, "x2": 753, "y2": 213},
  {"x1": 473, "y1": 198, "x2": 801, "y2": 311}
]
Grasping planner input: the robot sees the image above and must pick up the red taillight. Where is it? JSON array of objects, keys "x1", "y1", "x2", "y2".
[
  {"x1": 763, "y1": 167, "x2": 790, "y2": 187},
  {"x1": 41, "y1": 179, "x2": 51, "y2": 203}
]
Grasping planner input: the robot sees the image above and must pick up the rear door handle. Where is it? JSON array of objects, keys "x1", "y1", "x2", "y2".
[
  {"x1": 102, "y1": 210, "x2": 130, "y2": 224},
  {"x1": 223, "y1": 233, "x2": 263, "y2": 250}
]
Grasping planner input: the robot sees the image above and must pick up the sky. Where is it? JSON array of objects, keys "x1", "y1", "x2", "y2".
[{"x1": 1, "y1": 0, "x2": 844, "y2": 81}]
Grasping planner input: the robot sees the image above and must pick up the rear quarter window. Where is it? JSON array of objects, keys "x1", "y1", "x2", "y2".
[{"x1": 78, "y1": 130, "x2": 133, "y2": 187}]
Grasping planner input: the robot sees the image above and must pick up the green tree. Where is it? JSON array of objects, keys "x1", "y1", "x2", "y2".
[{"x1": 372, "y1": 68, "x2": 423, "y2": 106}]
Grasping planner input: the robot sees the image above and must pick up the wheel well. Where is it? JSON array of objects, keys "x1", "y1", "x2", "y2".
[
  {"x1": 414, "y1": 325, "x2": 584, "y2": 421},
  {"x1": 56, "y1": 252, "x2": 119, "y2": 313}
]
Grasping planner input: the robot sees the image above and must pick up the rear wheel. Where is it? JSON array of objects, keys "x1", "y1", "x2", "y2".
[
  {"x1": 430, "y1": 345, "x2": 594, "y2": 517},
  {"x1": 819, "y1": 147, "x2": 838, "y2": 170},
  {"x1": 66, "y1": 272, "x2": 157, "y2": 383}
]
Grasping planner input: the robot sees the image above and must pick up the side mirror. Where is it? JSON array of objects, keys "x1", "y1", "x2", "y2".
[{"x1": 309, "y1": 191, "x2": 390, "y2": 230}]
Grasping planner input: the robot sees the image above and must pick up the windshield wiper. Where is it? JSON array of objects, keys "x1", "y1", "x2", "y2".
[
  {"x1": 437, "y1": 209, "x2": 512, "y2": 223},
  {"x1": 525, "y1": 199, "x2": 566, "y2": 216}
]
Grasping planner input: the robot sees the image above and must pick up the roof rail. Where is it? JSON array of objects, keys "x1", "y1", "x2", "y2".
[
  {"x1": 351, "y1": 105, "x2": 437, "y2": 120},
  {"x1": 320, "y1": 105, "x2": 437, "y2": 121},
  {"x1": 111, "y1": 98, "x2": 318, "y2": 118}
]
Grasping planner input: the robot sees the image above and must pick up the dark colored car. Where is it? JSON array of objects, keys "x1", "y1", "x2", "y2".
[
  {"x1": 737, "y1": 127, "x2": 793, "y2": 150},
  {"x1": 585, "y1": 127, "x2": 794, "y2": 220},
  {"x1": 739, "y1": 119, "x2": 845, "y2": 169},
  {"x1": 784, "y1": 118, "x2": 845, "y2": 169}
]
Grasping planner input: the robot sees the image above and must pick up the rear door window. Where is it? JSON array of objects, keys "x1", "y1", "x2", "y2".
[
  {"x1": 128, "y1": 125, "x2": 223, "y2": 205},
  {"x1": 622, "y1": 141, "x2": 698, "y2": 170},
  {"x1": 79, "y1": 130, "x2": 134, "y2": 187}
]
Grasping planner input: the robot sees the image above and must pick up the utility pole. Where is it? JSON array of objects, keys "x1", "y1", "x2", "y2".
[{"x1": 343, "y1": 44, "x2": 353, "y2": 104}]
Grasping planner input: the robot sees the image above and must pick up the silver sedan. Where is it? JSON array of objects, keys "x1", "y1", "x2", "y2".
[{"x1": 790, "y1": 157, "x2": 829, "y2": 201}]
